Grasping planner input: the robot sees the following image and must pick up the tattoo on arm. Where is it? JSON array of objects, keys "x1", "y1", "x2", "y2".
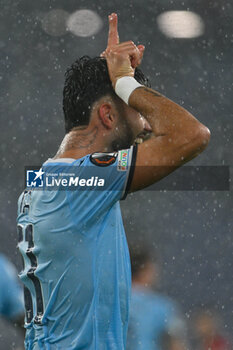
[{"x1": 141, "y1": 87, "x2": 162, "y2": 98}]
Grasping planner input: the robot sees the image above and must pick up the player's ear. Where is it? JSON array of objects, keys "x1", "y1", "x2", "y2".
[{"x1": 98, "y1": 103, "x2": 115, "y2": 130}]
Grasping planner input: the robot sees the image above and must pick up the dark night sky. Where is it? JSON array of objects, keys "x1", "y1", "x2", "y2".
[{"x1": 0, "y1": 0, "x2": 232, "y2": 346}]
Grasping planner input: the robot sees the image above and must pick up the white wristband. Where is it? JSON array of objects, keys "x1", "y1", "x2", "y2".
[{"x1": 115, "y1": 76, "x2": 143, "y2": 105}]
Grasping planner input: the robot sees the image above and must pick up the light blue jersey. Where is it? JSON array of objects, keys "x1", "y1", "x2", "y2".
[
  {"x1": 17, "y1": 146, "x2": 137, "y2": 350},
  {"x1": 0, "y1": 254, "x2": 24, "y2": 320},
  {"x1": 127, "y1": 286, "x2": 185, "y2": 350}
]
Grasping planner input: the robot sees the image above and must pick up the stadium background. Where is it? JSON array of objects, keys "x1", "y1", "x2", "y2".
[{"x1": 1, "y1": 0, "x2": 232, "y2": 346}]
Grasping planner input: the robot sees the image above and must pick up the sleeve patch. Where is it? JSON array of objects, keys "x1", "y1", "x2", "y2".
[
  {"x1": 117, "y1": 149, "x2": 130, "y2": 171},
  {"x1": 90, "y1": 152, "x2": 117, "y2": 167}
]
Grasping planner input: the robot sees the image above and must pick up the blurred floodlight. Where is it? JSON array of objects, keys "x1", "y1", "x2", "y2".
[
  {"x1": 41, "y1": 9, "x2": 69, "y2": 36},
  {"x1": 66, "y1": 9, "x2": 103, "y2": 37},
  {"x1": 157, "y1": 11, "x2": 204, "y2": 38}
]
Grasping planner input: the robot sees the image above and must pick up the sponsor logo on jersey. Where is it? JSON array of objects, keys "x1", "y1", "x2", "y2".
[
  {"x1": 90, "y1": 152, "x2": 117, "y2": 167},
  {"x1": 117, "y1": 150, "x2": 129, "y2": 171}
]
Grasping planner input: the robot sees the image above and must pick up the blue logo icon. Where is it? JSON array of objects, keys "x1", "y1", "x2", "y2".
[{"x1": 26, "y1": 169, "x2": 44, "y2": 187}]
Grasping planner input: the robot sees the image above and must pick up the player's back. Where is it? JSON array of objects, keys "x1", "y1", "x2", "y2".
[{"x1": 17, "y1": 151, "x2": 134, "y2": 349}]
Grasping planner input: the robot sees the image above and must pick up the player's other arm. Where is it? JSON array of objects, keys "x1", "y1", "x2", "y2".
[{"x1": 128, "y1": 87, "x2": 211, "y2": 191}]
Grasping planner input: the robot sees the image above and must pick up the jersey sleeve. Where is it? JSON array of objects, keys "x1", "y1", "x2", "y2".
[
  {"x1": 89, "y1": 144, "x2": 137, "y2": 201},
  {"x1": 120, "y1": 145, "x2": 138, "y2": 200}
]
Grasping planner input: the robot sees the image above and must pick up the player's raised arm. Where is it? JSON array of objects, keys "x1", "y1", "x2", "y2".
[
  {"x1": 127, "y1": 85, "x2": 210, "y2": 191},
  {"x1": 105, "y1": 13, "x2": 210, "y2": 192}
]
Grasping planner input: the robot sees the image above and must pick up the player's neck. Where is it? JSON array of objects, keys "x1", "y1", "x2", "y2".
[{"x1": 54, "y1": 125, "x2": 113, "y2": 160}]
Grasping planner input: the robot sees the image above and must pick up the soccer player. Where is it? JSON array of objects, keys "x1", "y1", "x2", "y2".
[
  {"x1": 0, "y1": 253, "x2": 25, "y2": 349},
  {"x1": 0, "y1": 253, "x2": 24, "y2": 326},
  {"x1": 193, "y1": 307, "x2": 231, "y2": 350},
  {"x1": 17, "y1": 13, "x2": 210, "y2": 350},
  {"x1": 127, "y1": 247, "x2": 187, "y2": 350}
]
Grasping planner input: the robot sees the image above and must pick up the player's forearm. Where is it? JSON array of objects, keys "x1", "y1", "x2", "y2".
[{"x1": 129, "y1": 86, "x2": 210, "y2": 152}]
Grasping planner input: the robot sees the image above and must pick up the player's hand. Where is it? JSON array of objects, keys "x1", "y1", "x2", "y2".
[{"x1": 102, "y1": 13, "x2": 145, "y2": 88}]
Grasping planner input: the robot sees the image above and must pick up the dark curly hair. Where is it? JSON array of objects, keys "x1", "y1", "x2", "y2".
[{"x1": 63, "y1": 56, "x2": 150, "y2": 133}]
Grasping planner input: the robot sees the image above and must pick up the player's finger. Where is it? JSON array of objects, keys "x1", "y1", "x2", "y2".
[
  {"x1": 108, "y1": 46, "x2": 140, "y2": 61},
  {"x1": 129, "y1": 45, "x2": 145, "y2": 67},
  {"x1": 136, "y1": 45, "x2": 145, "y2": 65},
  {"x1": 111, "y1": 42, "x2": 139, "y2": 53},
  {"x1": 107, "y1": 13, "x2": 119, "y2": 47},
  {"x1": 137, "y1": 45, "x2": 145, "y2": 55}
]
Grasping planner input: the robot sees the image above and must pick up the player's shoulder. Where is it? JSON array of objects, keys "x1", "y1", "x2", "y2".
[
  {"x1": 151, "y1": 291, "x2": 174, "y2": 305},
  {"x1": 152, "y1": 293, "x2": 179, "y2": 317},
  {"x1": 134, "y1": 288, "x2": 175, "y2": 310}
]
